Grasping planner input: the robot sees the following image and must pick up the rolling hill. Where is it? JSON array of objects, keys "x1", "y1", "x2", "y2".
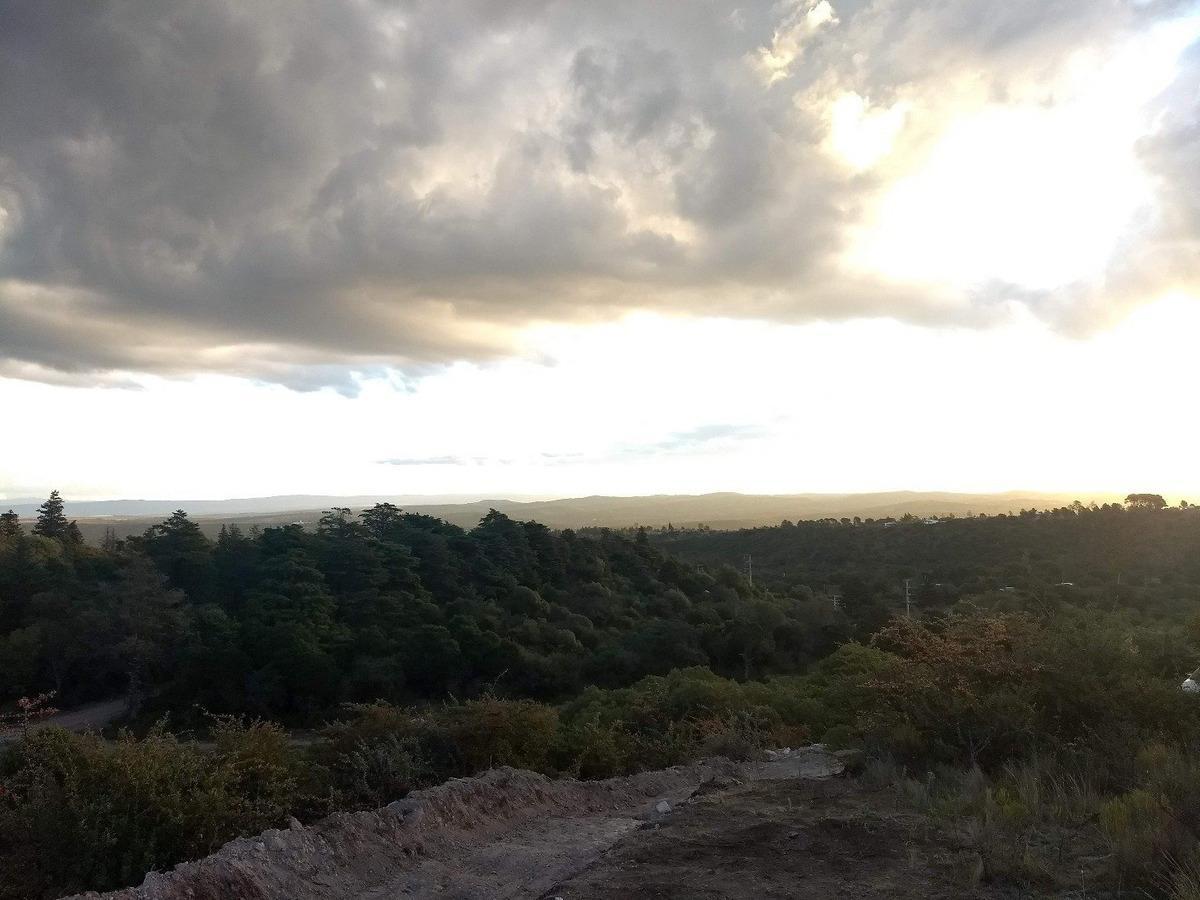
[{"x1": 5, "y1": 490, "x2": 1123, "y2": 543}]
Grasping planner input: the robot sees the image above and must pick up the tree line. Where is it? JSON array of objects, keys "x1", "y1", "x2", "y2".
[
  {"x1": 0, "y1": 494, "x2": 842, "y2": 722},
  {"x1": 652, "y1": 495, "x2": 1200, "y2": 634}
]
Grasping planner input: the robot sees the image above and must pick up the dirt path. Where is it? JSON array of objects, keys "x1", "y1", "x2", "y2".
[
  {"x1": 545, "y1": 776, "x2": 1008, "y2": 899},
  {"x1": 0, "y1": 696, "x2": 127, "y2": 744}
]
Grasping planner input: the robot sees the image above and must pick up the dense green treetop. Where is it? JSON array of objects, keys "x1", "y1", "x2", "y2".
[
  {"x1": 0, "y1": 495, "x2": 827, "y2": 719},
  {"x1": 2, "y1": 492, "x2": 1198, "y2": 723},
  {"x1": 31, "y1": 490, "x2": 69, "y2": 541}
]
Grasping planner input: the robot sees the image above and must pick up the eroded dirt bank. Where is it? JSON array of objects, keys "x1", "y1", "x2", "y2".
[{"x1": 69, "y1": 748, "x2": 941, "y2": 900}]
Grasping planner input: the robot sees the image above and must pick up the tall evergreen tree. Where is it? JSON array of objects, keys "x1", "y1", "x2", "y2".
[
  {"x1": 66, "y1": 522, "x2": 84, "y2": 546},
  {"x1": 0, "y1": 510, "x2": 20, "y2": 539},
  {"x1": 32, "y1": 491, "x2": 69, "y2": 540},
  {"x1": 135, "y1": 510, "x2": 214, "y2": 602},
  {"x1": 109, "y1": 555, "x2": 188, "y2": 715}
]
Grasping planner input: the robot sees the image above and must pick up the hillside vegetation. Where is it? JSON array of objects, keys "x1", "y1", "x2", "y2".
[
  {"x1": 0, "y1": 494, "x2": 837, "y2": 720},
  {"x1": 2, "y1": 495, "x2": 1200, "y2": 897},
  {"x1": 653, "y1": 498, "x2": 1200, "y2": 627}
]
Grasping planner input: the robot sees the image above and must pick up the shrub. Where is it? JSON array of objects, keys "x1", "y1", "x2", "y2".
[
  {"x1": 437, "y1": 695, "x2": 559, "y2": 775},
  {"x1": 0, "y1": 721, "x2": 308, "y2": 899},
  {"x1": 1099, "y1": 789, "x2": 1171, "y2": 878},
  {"x1": 335, "y1": 732, "x2": 429, "y2": 807},
  {"x1": 553, "y1": 717, "x2": 638, "y2": 779},
  {"x1": 320, "y1": 695, "x2": 559, "y2": 805},
  {"x1": 865, "y1": 614, "x2": 1040, "y2": 767}
]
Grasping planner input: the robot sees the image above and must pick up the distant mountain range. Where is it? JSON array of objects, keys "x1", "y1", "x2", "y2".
[
  {"x1": 0, "y1": 494, "x2": 507, "y2": 518},
  {"x1": 3, "y1": 490, "x2": 1124, "y2": 543}
]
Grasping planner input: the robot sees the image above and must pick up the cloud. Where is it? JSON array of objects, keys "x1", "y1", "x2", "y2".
[
  {"x1": 0, "y1": 0, "x2": 1195, "y2": 386},
  {"x1": 374, "y1": 422, "x2": 765, "y2": 472},
  {"x1": 643, "y1": 423, "x2": 766, "y2": 453},
  {"x1": 379, "y1": 455, "x2": 471, "y2": 466},
  {"x1": 546, "y1": 423, "x2": 768, "y2": 463}
]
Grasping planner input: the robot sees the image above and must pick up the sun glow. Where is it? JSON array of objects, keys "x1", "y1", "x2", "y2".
[
  {"x1": 826, "y1": 92, "x2": 910, "y2": 172},
  {"x1": 3, "y1": 294, "x2": 1199, "y2": 502},
  {"x1": 846, "y1": 17, "x2": 1200, "y2": 292}
]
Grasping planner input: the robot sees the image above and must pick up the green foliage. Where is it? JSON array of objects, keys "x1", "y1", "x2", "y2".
[
  {"x1": 317, "y1": 668, "x2": 840, "y2": 807},
  {"x1": 865, "y1": 614, "x2": 1041, "y2": 766},
  {"x1": 0, "y1": 502, "x2": 812, "y2": 716},
  {"x1": 654, "y1": 501, "x2": 1200, "y2": 636},
  {"x1": 856, "y1": 609, "x2": 1200, "y2": 783},
  {"x1": 3, "y1": 498, "x2": 1200, "y2": 897},
  {"x1": 0, "y1": 511, "x2": 19, "y2": 540},
  {"x1": 0, "y1": 720, "x2": 307, "y2": 899},
  {"x1": 556, "y1": 667, "x2": 815, "y2": 774},
  {"x1": 317, "y1": 695, "x2": 560, "y2": 806},
  {"x1": 1099, "y1": 789, "x2": 1170, "y2": 875},
  {"x1": 851, "y1": 610, "x2": 1200, "y2": 895},
  {"x1": 31, "y1": 491, "x2": 69, "y2": 542}
]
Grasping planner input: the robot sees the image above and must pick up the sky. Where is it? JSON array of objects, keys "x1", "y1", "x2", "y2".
[{"x1": 2, "y1": 0, "x2": 1199, "y2": 502}]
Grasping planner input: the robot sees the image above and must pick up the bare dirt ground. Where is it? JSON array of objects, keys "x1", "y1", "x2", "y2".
[
  {"x1": 68, "y1": 761, "x2": 738, "y2": 900},
  {"x1": 546, "y1": 775, "x2": 1015, "y2": 900},
  {"x1": 67, "y1": 748, "x2": 1036, "y2": 900}
]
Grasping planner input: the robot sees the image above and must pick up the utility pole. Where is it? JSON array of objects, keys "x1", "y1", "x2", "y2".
[
  {"x1": 904, "y1": 578, "x2": 913, "y2": 618},
  {"x1": 745, "y1": 554, "x2": 753, "y2": 588}
]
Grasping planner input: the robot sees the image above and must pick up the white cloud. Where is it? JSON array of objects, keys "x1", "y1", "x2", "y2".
[
  {"x1": 4, "y1": 295, "x2": 1200, "y2": 501},
  {"x1": 844, "y1": 17, "x2": 1200, "y2": 294},
  {"x1": 825, "y1": 92, "x2": 909, "y2": 171},
  {"x1": 754, "y1": 0, "x2": 839, "y2": 85}
]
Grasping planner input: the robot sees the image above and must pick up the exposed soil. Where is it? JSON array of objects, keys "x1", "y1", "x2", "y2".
[
  {"x1": 64, "y1": 748, "x2": 1041, "y2": 900},
  {"x1": 546, "y1": 776, "x2": 1017, "y2": 900},
  {"x1": 66, "y1": 760, "x2": 744, "y2": 900}
]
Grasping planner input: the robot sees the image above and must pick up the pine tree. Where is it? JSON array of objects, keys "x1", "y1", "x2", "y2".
[
  {"x1": 32, "y1": 490, "x2": 69, "y2": 540},
  {"x1": 0, "y1": 509, "x2": 20, "y2": 538},
  {"x1": 110, "y1": 555, "x2": 187, "y2": 716},
  {"x1": 136, "y1": 510, "x2": 214, "y2": 602}
]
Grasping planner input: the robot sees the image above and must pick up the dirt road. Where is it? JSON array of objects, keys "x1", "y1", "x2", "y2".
[{"x1": 0, "y1": 696, "x2": 127, "y2": 744}]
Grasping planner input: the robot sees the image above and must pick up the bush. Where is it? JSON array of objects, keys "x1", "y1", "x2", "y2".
[
  {"x1": 437, "y1": 695, "x2": 560, "y2": 775},
  {"x1": 865, "y1": 614, "x2": 1040, "y2": 766},
  {"x1": 556, "y1": 668, "x2": 807, "y2": 774},
  {"x1": 0, "y1": 720, "x2": 308, "y2": 899},
  {"x1": 335, "y1": 732, "x2": 429, "y2": 807},
  {"x1": 552, "y1": 717, "x2": 638, "y2": 779},
  {"x1": 319, "y1": 695, "x2": 559, "y2": 805},
  {"x1": 1099, "y1": 789, "x2": 1171, "y2": 879}
]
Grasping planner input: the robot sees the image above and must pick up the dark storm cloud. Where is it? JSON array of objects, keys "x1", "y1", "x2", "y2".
[{"x1": 0, "y1": 0, "x2": 1193, "y2": 385}]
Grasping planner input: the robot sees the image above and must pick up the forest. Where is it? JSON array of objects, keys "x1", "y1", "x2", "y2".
[
  {"x1": 4, "y1": 494, "x2": 1200, "y2": 897},
  {"x1": 0, "y1": 492, "x2": 844, "y2": 721},
  {"x1": 651, "y1": 495, "x2": 1200, "y2": 614}
]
